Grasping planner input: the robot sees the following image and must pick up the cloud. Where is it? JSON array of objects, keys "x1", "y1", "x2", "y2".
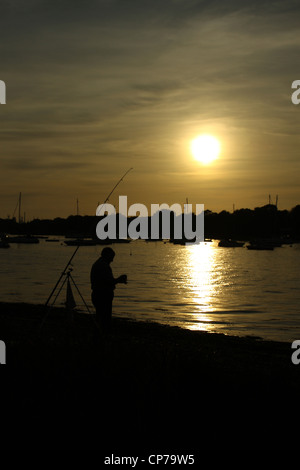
[{"x1": 0, "y1": 0, "x2": 300, "y2": 215}]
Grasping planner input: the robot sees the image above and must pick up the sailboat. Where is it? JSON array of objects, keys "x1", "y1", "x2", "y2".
[{"x1": 7, "y1": 192, "x2": 39, "y2": 243}]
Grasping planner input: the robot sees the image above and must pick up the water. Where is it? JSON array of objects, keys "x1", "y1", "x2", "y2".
[{"x1": 1, "y1": 238, "x2": 300, "y2": 342}]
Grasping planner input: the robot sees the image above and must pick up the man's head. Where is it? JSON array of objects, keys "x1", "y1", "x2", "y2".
[{"x1": 101, "y1": 247, "x2": 115, "y2": 263}]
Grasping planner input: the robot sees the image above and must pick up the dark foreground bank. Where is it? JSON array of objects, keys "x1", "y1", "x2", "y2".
[{"x1": 1, "y1": 302, "x2": 300, "y2": 450}]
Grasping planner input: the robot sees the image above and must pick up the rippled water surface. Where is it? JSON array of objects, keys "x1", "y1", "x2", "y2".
[{"x1": 1, "y1": 238, "x2": 300, "y2": 342}]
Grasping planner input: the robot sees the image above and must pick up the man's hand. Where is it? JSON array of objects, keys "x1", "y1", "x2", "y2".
[{"x1": 118, "y1": 274, "x2": 127, "y2": 284}]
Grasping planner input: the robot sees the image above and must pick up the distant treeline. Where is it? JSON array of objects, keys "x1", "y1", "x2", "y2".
[{"x1": 1, "y1": 204, "x2": 300, "y2": 240}]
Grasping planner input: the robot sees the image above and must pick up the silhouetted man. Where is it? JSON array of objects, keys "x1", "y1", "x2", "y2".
[{"x1": 90, "y1": 247, "x2": 127, "y2": 333}]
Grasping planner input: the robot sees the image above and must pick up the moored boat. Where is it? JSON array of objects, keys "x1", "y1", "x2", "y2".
[
  {"x1": 247, "y1": 243, "x2": 274, "y2": 250},
  {"x1": 64, "y1": 238, "x2": 97, "y2": 246},
  {"x1": 7, "y1": 235, "x2": 39, "y2": 244},
  {"x1": 247, "y1": 239, "x2": 274, "y2": 250},
  {"x1": 218, "y1": 239, "x2": 244, "y2": 247}
]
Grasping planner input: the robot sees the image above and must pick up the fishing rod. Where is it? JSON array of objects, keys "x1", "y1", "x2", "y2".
[
  {"x1": 102, "y1": 167, "x2": 133, "y2": 206},
  {"x1": 45, "y1": 167, "x2": 133, "y2": 307}
]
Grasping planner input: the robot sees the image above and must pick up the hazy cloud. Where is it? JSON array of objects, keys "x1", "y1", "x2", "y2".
[{"x1": 0, "y1": 0, "x2": 299, "y2": 216}]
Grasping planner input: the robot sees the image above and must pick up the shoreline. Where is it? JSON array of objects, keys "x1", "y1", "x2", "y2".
[
  {"x1": 1, "y1": 301, "x2": 300, "y2": 449},
  {"x1": 0, "y1": 298, "x2": 292, "y2": 343},
  {"x1": 0, "y1": 300, "x2": 292, "y2": 352}
]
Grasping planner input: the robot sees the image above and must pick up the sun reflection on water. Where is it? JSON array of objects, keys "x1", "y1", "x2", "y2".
[{"x1": 183, "y1": 242, "x2": 219, "y2": 331}]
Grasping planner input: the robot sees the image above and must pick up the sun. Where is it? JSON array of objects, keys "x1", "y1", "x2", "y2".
[{"x1": 191, "y1": 134, "x2": 220, "y2": 164}]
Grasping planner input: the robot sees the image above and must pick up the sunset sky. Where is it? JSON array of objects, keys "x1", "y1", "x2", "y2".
[{"x1": 0, "y1": 0, "x2": 300, "y2": 219}]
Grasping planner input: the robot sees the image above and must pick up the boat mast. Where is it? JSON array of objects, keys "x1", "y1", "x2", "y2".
[{"x1": 18, "y1": 192, "x2": 21, "y2": 224}]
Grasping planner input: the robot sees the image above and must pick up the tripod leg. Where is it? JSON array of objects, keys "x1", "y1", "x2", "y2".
[
  {"x1": 39, "y1": 275, "x2": 68, "y2": 331},
  {"x1": 69, "y1": 274, "x2": 103, "y2": 338},
  {"x1": 69, "y1": 274, "x2": 91, "y2": 314},
  {"x1": 52, "y1": 274, "x2": 68, "y2": 307},
  {"x1": 45, "y1": 246, "x2": 80, "y2": 306}
]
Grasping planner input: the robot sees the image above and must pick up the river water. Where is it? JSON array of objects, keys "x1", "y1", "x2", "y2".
[{"x1": 1, "y1": 238, "x2": 300, "y2": 342}]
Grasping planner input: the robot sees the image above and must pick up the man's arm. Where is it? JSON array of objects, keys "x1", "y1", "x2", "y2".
[{"x1": 114, "y1": 274, "x2": 127, "y2": 285}]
